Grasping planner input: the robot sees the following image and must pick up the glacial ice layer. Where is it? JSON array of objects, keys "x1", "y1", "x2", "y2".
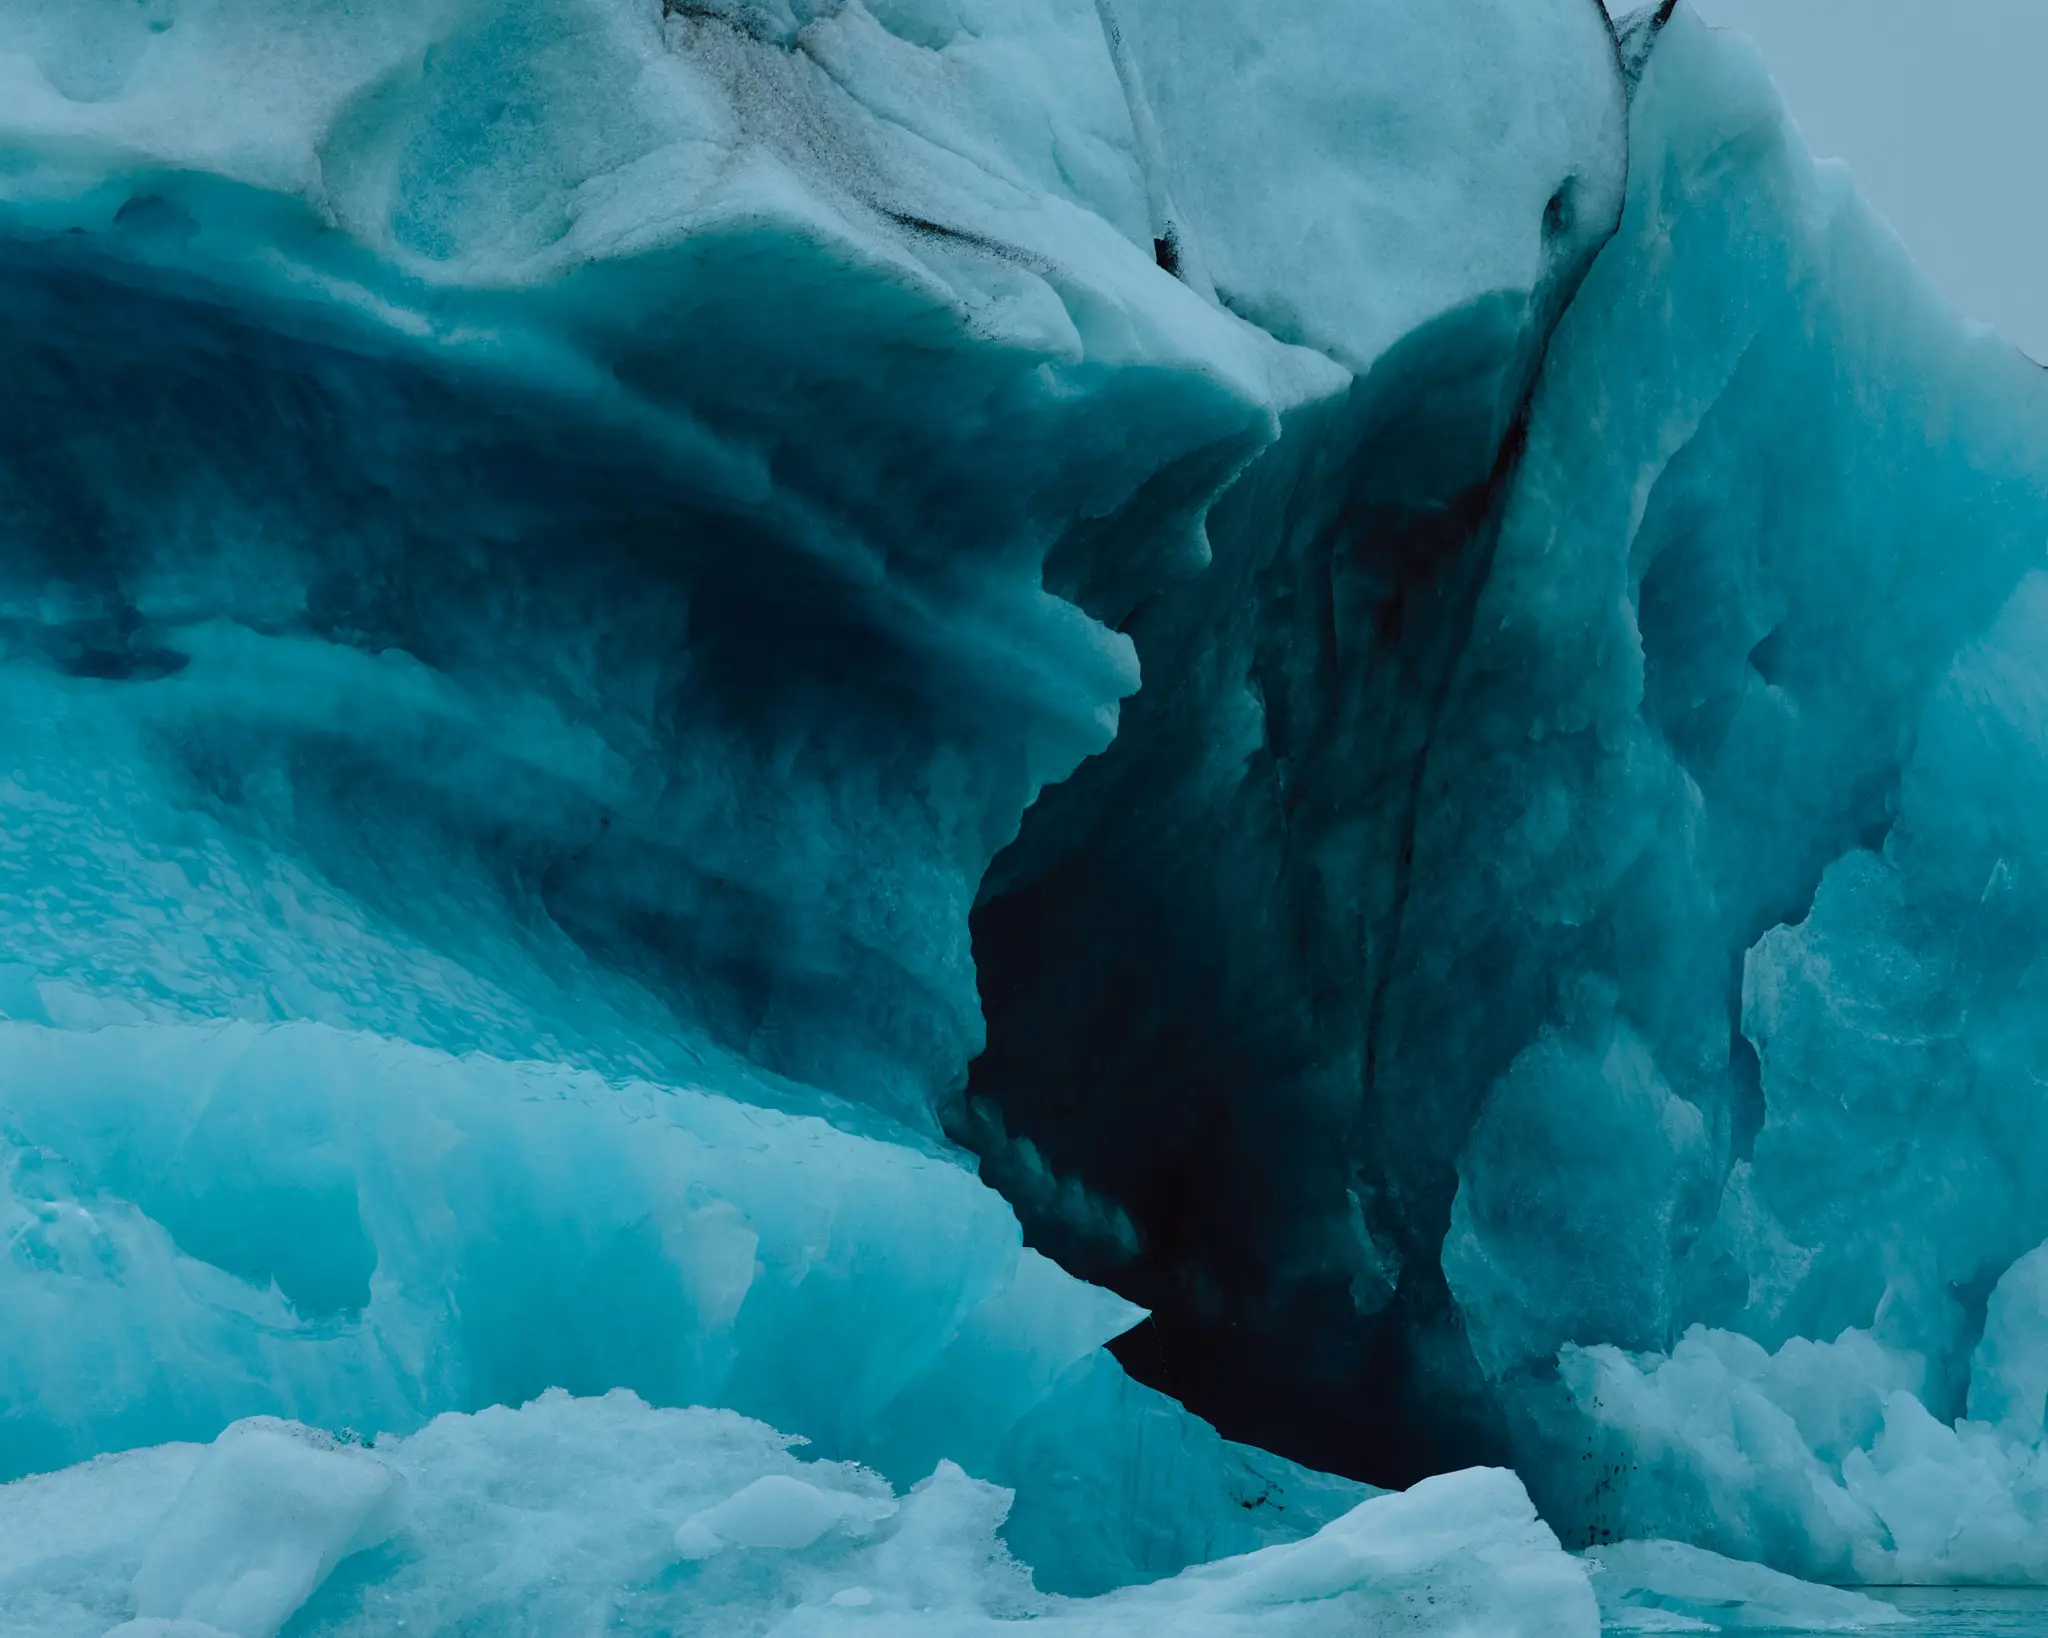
[{"x1": 1, "y1": 0, "x2": 2046, "y2": 1630}]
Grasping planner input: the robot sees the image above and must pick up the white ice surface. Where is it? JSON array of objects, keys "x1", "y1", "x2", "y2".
[
  {"x1": 1586, "y1": 1539, "x2": 1904, "y2": 1632},
  {"x1": 1, "y1": 1395, "x2": 1596, "y2": 1638}
]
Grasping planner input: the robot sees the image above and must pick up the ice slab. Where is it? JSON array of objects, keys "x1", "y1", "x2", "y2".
[
  {"x1": 0, "y1": 1016, "x2": 1374, "y2": 1595},
  {"x1": 123, "y1": 1421, "x2": 403, "y2": 1638},
  {"x1": 1586, "y1": 1540, "x2": 1905, "y2": 1632}
]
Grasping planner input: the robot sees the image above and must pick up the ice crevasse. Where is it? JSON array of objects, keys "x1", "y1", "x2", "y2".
[{"x1": 0, "y1": 0, "x2": 2045, "y2": 1632}]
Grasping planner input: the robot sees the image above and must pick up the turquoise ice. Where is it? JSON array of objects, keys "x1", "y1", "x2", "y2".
[{"x1": 3, "y1": 0, "x2": 2048, "y2": 1631}]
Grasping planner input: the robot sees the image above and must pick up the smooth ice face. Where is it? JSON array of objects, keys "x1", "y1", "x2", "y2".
[
  {"x1": 1444, "y1": 1017, "x2": 1713, "y2": 1382},
  {"x1": 1, "y1": 1396, "x2": 1592, "y2": 1638},
  {"x1": 672, "y1": 1473, "x2": 896, "y2": 1558},
  {"x1": 1099, "y1": 0, "x2": 1626, "y2": 368},
  {"x1": 1970, "y1": 1243, "x2": 2048, "y2": 1443}
]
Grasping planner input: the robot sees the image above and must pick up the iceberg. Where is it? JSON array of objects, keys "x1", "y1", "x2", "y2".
[
  {"x1": 0, "y1": 0, "x2": 1608, "y2": 1624},
  {"x1": 1438, "y1": 7, "x2": 2048, "y2": 1582},
  {"x1": 973, "y1": 0, "x2": 2048, "y2": 1595},
  {"x1": 3, "y1": 0, "x2": 2048, "y2": 1626}
]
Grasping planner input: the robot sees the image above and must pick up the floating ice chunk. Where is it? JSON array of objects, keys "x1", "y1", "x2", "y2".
[
  {"x1": 673, "y1": 1473, "x2": 896, "y2": 1559},
  {"x1": 1091, "y1": 1466, "x2": 1596, "y2": 1638},
  {"x1": 1563, "y1": 1313, "x2": 2048, "y2": 1586},
  {"x1": 1560, "y1": 1327, "x2": 1902, "y2": 1581},
  {"x1": 2, "y1": 1396, "x2": 1591, "y2": 1638},
  {"x1": 1841, "y1": 1393, "x2": 2048, "y2": 1585},
  {"x1": 1585, "y1": 1540, "x2": 1905, "y2": 1632},
  {"x1": 126, "y1": 1420, "x2": 403, "y2": 1638}
]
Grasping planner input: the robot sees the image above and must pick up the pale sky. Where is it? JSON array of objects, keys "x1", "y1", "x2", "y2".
[{"x1": 1644, "y1": 0, "x2": 2048, "y2": 363}]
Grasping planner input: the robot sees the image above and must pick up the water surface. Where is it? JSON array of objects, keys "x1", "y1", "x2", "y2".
[{"x1": 1752, "y1": 1589, "x2": 2048, "y2": 1637}]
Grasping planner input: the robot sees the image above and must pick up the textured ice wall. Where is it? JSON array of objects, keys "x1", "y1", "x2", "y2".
[
  {"x1": 0, "y1": 0, "x2": 1401, "y2": 1607},
  {"x1": 1447, "y1": 8, "x2": 2048, "y2": 1579},
  {"x1": 966, "y1": 0, "x2": 1629, "y2": 1481},
  {"x1": 0, "y1": 0, "x2": 1650, "y2": 1621},
  {"x1": 0, "y1": 1015, "x2": 1394, "y2": 1597},
  {"x1": 0, "y1": 0, "x2": 1307, "y2": 1123},
  {"x1": 971, "y1": 0, "x2": 2048, "y2": 1583},
  {"x1": 8, "y1": 0, "x2": 2048, "y2": 1609}
]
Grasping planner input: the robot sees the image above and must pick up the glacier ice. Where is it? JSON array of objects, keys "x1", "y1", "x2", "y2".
[
  {"x1": 4, "y1": 0, "x2": 2048, "y2": 1625},
  {"x1": 970, "y1": 0, "x2": 2048, "y2": 1595},
  {"x1": 4, "y1": 1395, "x2": 1594, "y2": 1638},
  {"x1": 0, "y1": 0, "x2": 1603, "y2": 1624},
  {"x1": 0, "y1": 1014, "x2": 1388, "y2": 1598},
  {"x1": 1584, "y1": 1539, "x2": 1905, "y2": 1632},
  {"x1": 964, "y1": 0, "x2": 1630, "y2": 1482},
  {"x1": 1441, "y1": 7, "x2": 2048, "y2": 1582},
  {"x1": 1090, "y1": 0, "x2": 1626, "y2": 367},
  {"x1": 116, "y1": 1419, "x2": 405, "y2": 1638}
]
